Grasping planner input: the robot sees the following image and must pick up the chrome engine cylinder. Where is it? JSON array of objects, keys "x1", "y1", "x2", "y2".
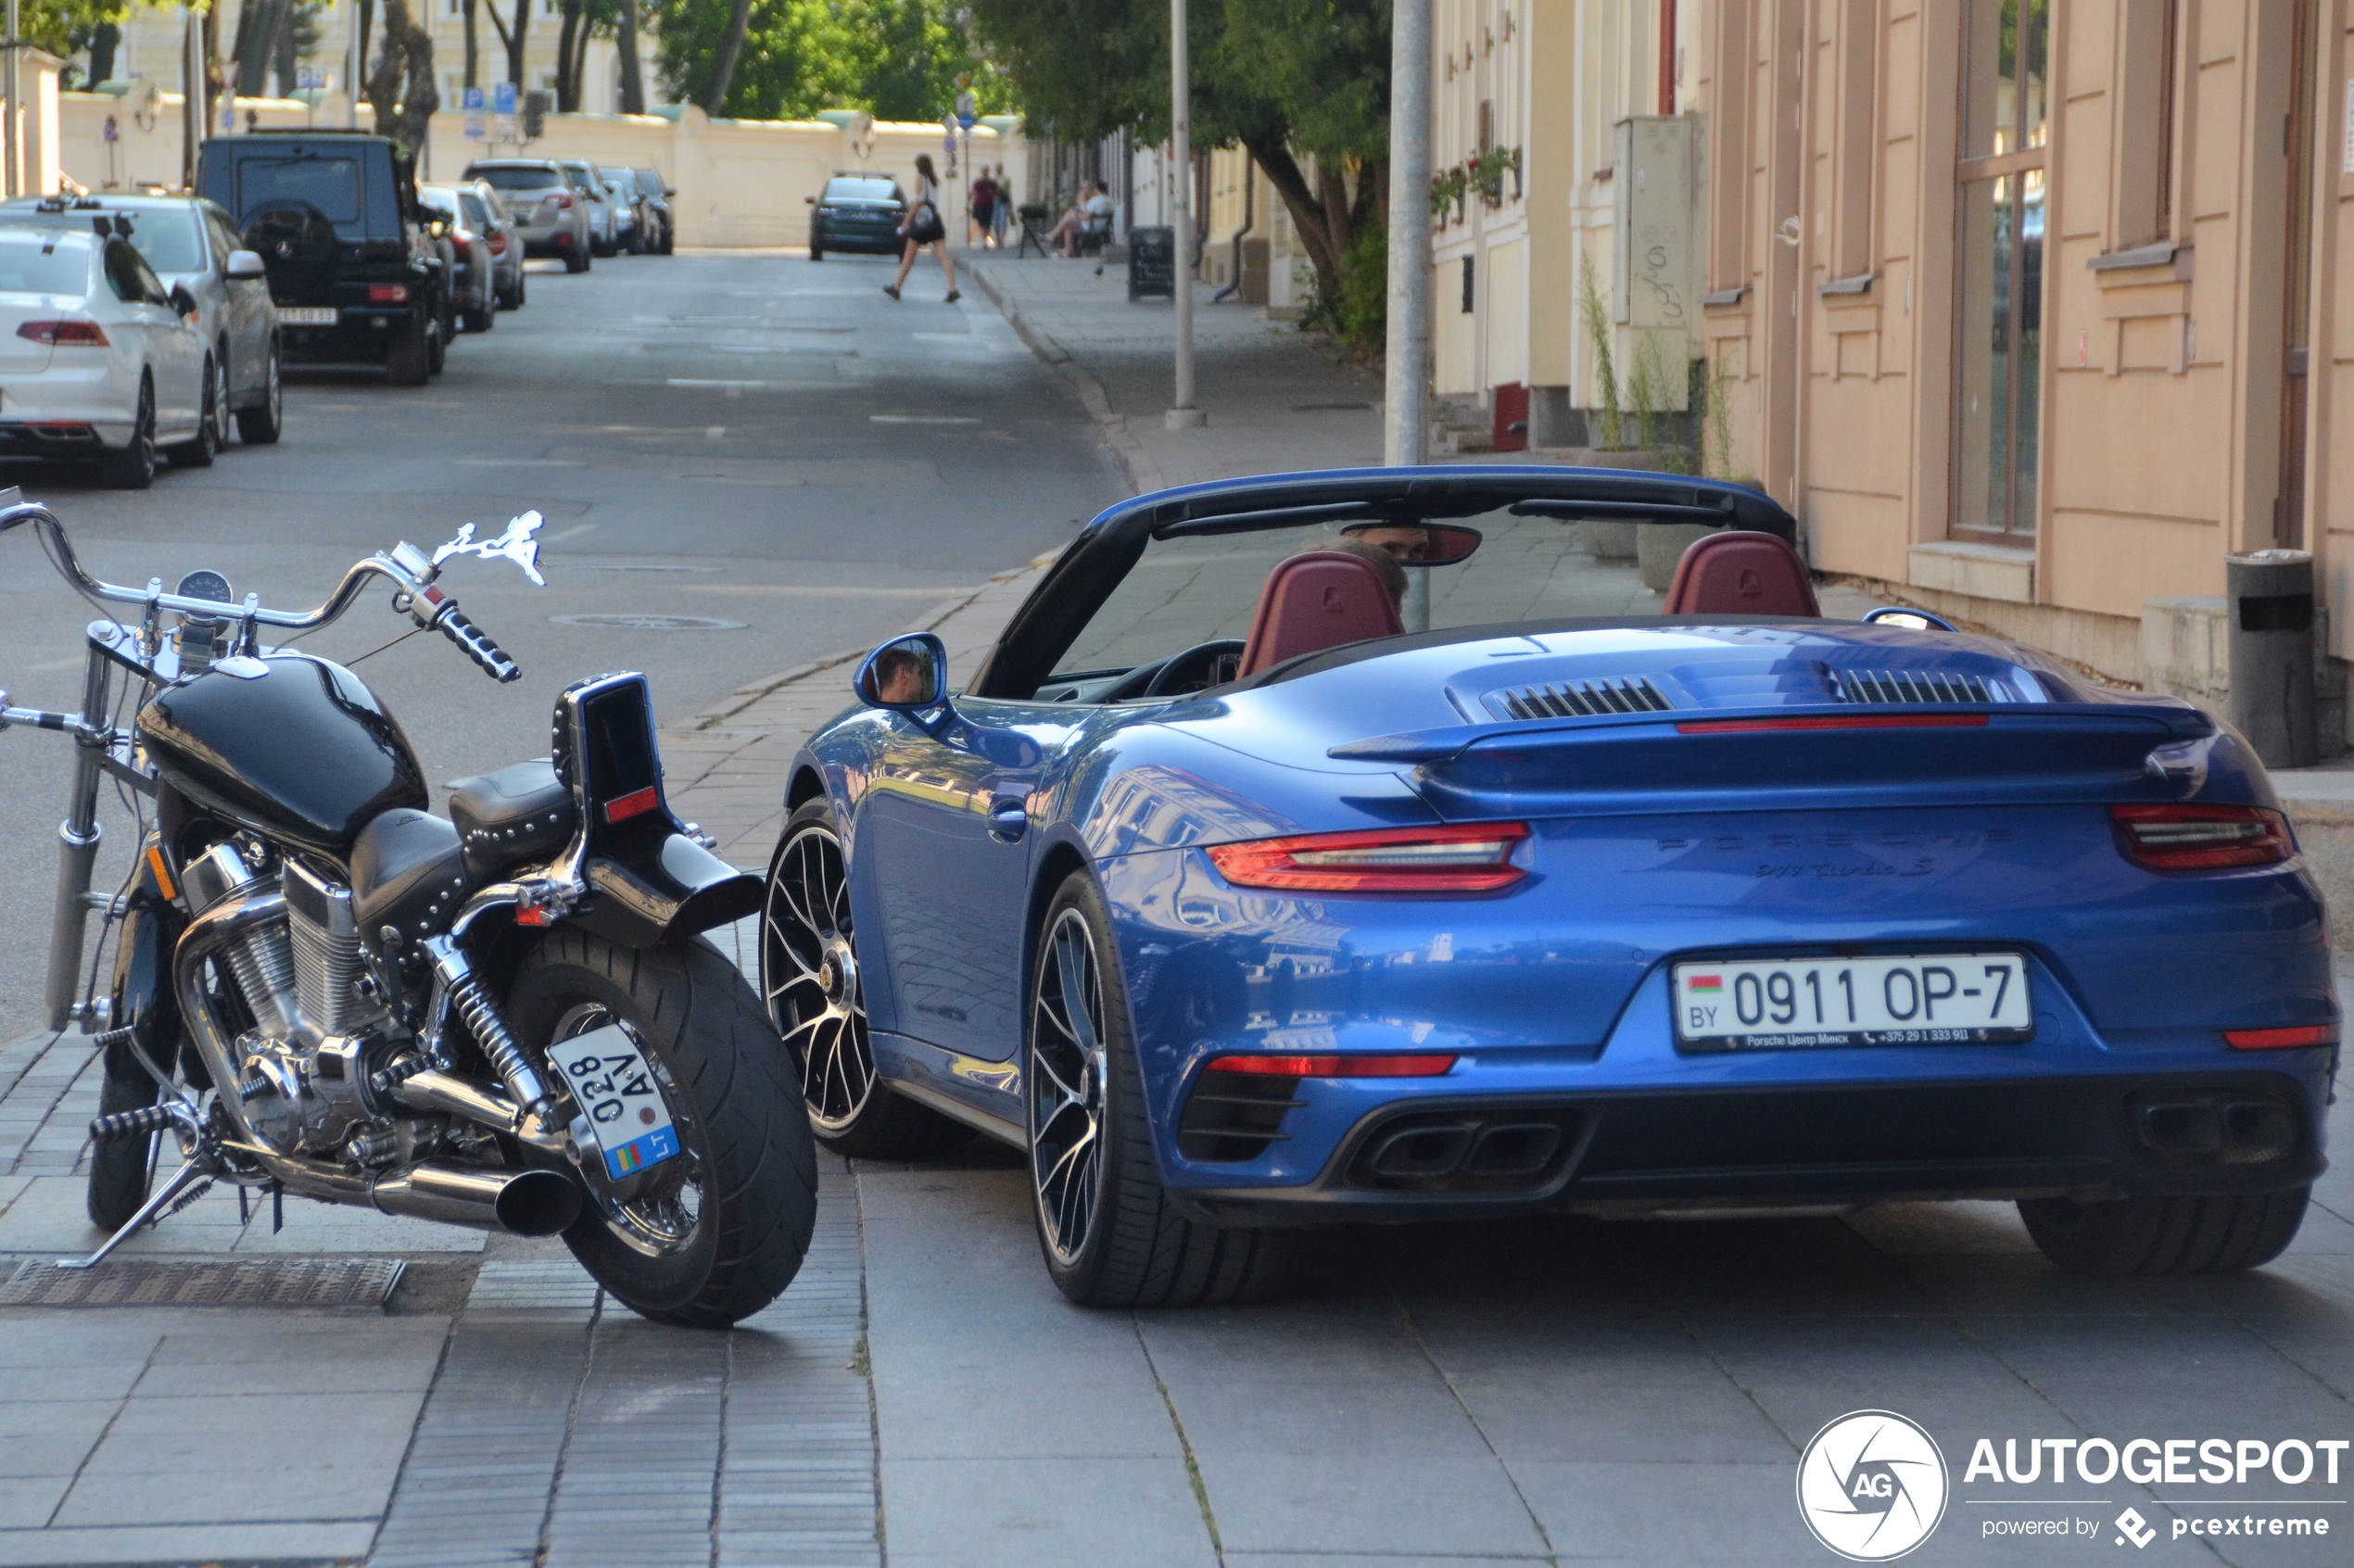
[
  {"x1": 184, "y1": 844, "x2": 297, "y2": 1042},
  {"x1": 283, "y1": 859, "x2": 362, "y2": 1037}
]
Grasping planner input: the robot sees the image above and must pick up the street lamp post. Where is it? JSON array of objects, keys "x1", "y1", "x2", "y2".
[
  {"x1": 1386, "y1": 0, "x2": 1433, "y2": 627},
  {"x1": 1166, "y1": 0, "x2": 1203, "y2": 429},
  {"x1": 5, "y1": 0, "x2": 19, "y2": 199}
]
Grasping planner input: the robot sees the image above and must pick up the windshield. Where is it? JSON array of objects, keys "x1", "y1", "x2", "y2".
[
  {"x1": 1054, "y1": 510, "x2": 1653, "y2": 685},
  {"x1": 0, "y1": 234, "x2": 90, "y2": 295},
  {"x1": 236, "y1": 156, "x2": 362, "y2": 227},
  {"x1": 633, "y1": 171, "x2": 664, "y2": 195},
  {"x1": 824, "y1": 179, "x2": 898, "y2": 203},
  {"x1": 104, "y1": 210, "x2": 207, "y2": 274},
  {"x1": 459, "y1": 193, "x2": 489, "y2": 228},
  {"x1": 473, "y1": 166, "x2": 560, "y2": 193}
]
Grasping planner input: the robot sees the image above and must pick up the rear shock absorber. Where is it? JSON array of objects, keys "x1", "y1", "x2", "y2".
[{"x1": 423, "y1": 937, "x2": 554, "y2": 1119}]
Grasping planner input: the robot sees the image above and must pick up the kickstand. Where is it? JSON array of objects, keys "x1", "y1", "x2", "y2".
[{"x1": 55, "y1": 1157, "x2": 210, "y2": 1271}]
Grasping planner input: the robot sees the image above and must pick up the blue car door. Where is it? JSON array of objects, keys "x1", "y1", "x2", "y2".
[{"x1": 855, "y1": 699, "x2": 1076, "y2": 1064}]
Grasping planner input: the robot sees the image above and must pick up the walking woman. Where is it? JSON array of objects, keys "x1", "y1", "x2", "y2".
[{"x1": 884, "y1": 154, "x2": 959, "y2": 303}]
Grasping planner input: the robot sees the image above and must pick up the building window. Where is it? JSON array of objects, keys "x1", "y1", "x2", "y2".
[
  {"x1": 1830, "y1": 0, "x2": 1879, "y2": 282},
  {"x1": 2116, "y1": 0, "x2": 2181, "y2": 247},
  {"x1": 1953, "y1": 0, "x2": 2048, "y2": 540},
  {"x1": 1462, "y1": 256, "x2": 1474, "y2": 314}
]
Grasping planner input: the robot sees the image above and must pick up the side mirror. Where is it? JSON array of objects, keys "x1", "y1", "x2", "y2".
[
  {"x1": 854, "y1": 633, "x2": 948, "y2": 712},
  {"x1": 169, "y1": 284, "x2": 198, "y2": 319},
  {"x1": 664, "y1": 186, "x2": 677, "y2": 197},
  {"x1": 225, "y1": 248, "x2": 267, "y2": 279},
  {"x1": 1339, "y1": 521, "x2": 1485, "y2": 566},
  {"x1": 804, "y1": 195, "x2": 816, "y2": 204}
]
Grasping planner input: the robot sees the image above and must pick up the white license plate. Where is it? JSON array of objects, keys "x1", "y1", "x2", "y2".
[
  {"x1": 1672, "y1": 952, "x2": 2033, "y2": 1051},
  {"x1": 277, "y1": 307, "x2": 337, "y2": 325},
  {"x1": 546, "y1": 1022, "x2": 679, "y2": 1180}
]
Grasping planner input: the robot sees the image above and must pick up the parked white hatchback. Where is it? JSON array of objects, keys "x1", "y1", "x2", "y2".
[{"x1": 0, "y1": 224, "x2": 209, "y2": 488}]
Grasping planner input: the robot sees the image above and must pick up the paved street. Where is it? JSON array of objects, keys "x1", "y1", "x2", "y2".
[{"x1": 0, "y1": 249, "x2": 2346, "y2": 1568}]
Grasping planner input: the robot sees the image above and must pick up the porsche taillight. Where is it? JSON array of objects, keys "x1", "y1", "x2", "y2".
[
  {"x1": 1206, "y1": 823, "x2": 1529, "y2": 893},
  {"x1": 1202, "y1": 1054, "x2": 1460, "y2": 1077},
  {"x1": 2110, "y1": 803, "x2": 2293, "y2": 872}
]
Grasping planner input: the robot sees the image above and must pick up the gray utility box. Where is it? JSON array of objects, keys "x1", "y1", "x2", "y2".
[{"x1": 2226, "y1": 549, "x2": 2319, "y2": 768}]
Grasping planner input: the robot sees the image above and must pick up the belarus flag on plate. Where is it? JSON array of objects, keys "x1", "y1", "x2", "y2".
[{"x1": 1688, "y1": 975, "x2": 1724, "y2": 993}]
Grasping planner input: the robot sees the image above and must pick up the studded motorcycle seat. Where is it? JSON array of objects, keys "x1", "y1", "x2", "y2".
[
  {"x1": 351, "y1": 809, "x2": 468, "y2": 952},
  {"x1": 448, "y1": 758, "x2": 576, "y2": 883}
]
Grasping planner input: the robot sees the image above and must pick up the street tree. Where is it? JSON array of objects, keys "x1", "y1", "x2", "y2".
[
  {"x1": 968, "y1": 0, "x2": 1390, "y2": 313},
  {"x1": 364, "y1": 0, "x2": 438, "y2": 152},
  {"x1": 652, "y1": 0, "x2": 1006, "y2": 124}
]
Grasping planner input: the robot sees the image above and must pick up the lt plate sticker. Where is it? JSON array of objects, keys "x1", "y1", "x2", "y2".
[
  {"x1": 1673, "y1": 953, "x2": 2033, "y2": 1051},
  {"x1": 547, "y1": 1024, "x2": 678, "y2": 1180}
]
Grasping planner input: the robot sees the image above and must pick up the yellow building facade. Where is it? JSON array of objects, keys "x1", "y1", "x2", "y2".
[{"x1": 1451, "y1": 1, "x2": 2354, "y2": 738}]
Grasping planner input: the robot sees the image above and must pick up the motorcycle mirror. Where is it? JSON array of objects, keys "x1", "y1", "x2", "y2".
[{"x1": 432, "y1": 511, "x2": 548, "y2": 587}]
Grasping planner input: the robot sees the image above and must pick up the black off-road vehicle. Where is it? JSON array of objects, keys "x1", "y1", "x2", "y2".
[{"x1": 197, "y1": 132, "x2": 453, "y2": 386}]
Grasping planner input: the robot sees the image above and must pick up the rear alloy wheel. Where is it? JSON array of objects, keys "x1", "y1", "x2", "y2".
[
  {"x1": 1028, "y1": 873, "x2": 1292, "y2": 1308},
  {"x1": 98, "y1": 376, "x2": 157, "y2": 488},
  {"x1": 168, "y1": 356, "x2": 224, "y2": 467},
  {"x1": 235, "y1": 338, "x2": 283, "y2": 443},
  {"x1": 761, "y1": 800, "x2": 974, "y2": 1158},
  {"x1": 2019, "y1": 1188, "x2": 2310, "y2": 1275},
  {"x1": 564, "y1": 239, "x2": 588, "y2": 274}
]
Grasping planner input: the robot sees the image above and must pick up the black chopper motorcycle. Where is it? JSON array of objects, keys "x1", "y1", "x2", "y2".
[{"x1": 0, "y1": 491, "x2": 816, "y2": 1327}]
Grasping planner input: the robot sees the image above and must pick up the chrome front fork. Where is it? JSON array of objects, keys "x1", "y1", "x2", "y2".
[{"x1": 42, "y1": 639, "x2": 114, "y2": 1032}]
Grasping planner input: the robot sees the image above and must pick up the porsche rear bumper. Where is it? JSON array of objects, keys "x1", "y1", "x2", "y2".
[{"x1": 1166, "y1": 1069, "x2": 2330, "y2": 1228}]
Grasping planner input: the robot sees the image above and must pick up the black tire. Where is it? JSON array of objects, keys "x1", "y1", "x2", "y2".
[
  {"x1": 1028, "y1": 871, "x2": 1292, "y2": 1308},
  {"x1": 564, "y1": 242, "x2": 588, "y2": 274},
  {"x1": 661, "y1": 224, "x2": 675, "y2": 256},
  {"x1": 85, "y1": 1064, "x2": 161, "y2": 1232},
  {"x1": 426, "y1": 311, "x2": 448, "y2": 375},
  {"x1": 2019, "y1": 1188, "x2": 2310, "y2": 1275},
  {"x1": 98, "y1": 376, "x2": 156, "y2": 488},
  {"x1": 235, "y1": 337, "x2": 283, "y2": 443},
  {"x1": 386, "y1": 312, "x2": 428, "y2": 386},
  {"x1": 464, "y1": 297, "x2": 496, "y2": 333},
  {"x1": 810, "y1": 245, "x2": 824, "y2": 261},
  {"x1": 167, "y1": 356, "x2": 222, "y2": 467},
  {"x1": 513, "y1": 271, "x2": 527, "y2": 307},
  {"x1": 761, "y1": 800, "x2": 976, "y2": 1160},
  {"x1": 510, "y1": 929, "x2": 818, "y2": 1328}
]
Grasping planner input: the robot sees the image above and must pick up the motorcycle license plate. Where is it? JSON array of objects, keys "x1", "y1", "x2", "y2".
[
  {"x1": 1672, "y1": 952, "x2": 2033, "y2": 1051},
  {"x1": 547, "y1": 1023, "x2": 679, "y2": 1180},
  {"x1": 278, "y1": 307, "x2": 337, "y2": 325}
]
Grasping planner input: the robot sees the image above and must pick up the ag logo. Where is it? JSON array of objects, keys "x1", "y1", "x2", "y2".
[{"x1": 1796, "y1": 1410, "x2": 1950, "y2": 1561}]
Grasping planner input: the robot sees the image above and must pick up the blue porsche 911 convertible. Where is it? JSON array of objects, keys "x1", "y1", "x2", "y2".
[{"x1": 760, "y1": 466, "x2": 2335, "y2": 1308}]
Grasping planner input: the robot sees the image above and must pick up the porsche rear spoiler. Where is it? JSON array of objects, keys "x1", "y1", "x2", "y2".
[{"x1": 1330, "y1": 706, "x2": 2226, "y2": 817}]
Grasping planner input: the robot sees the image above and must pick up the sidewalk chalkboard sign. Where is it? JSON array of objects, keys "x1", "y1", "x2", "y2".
[{"x1": 1129, "y1": 226, "x2": 1176, "y2": 301}]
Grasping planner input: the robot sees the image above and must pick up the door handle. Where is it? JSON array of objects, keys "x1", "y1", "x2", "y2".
[{"x1": 987, "y1": 800, "x2": 1028, "y2": 842}]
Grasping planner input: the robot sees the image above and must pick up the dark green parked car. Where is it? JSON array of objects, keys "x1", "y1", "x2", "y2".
[{"x1": 807, "y1": 175, "x2": 905, "y2": 259}]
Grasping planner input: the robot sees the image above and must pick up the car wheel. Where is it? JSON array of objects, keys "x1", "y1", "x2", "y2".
[
  {"x1": 464, "y1": 293, "x2": 495, "y2": 333},
  {"x1": 810, "y1": 244, "x2": 824, "y2": 261},
  {"x1": 98, "y1": 376, "x2": 157, "y2": 488},
  {"x1": 514, "y1": 271, "x2": 527, "y2": 307},
  {"x1": 167, "y1": 356, "x2": 222, "y2": 468},
  {"x1": 564, "y1": 242, "x2": 588, "y2": 274},
  {"x1": 761, "y1": 800, "x2": 976, "y2": 1159},
  {"x1": 235, "y1": 337, "x2": 283, "y2": 443},
  {"x1": 426, "y1": 313, "x2": 448, "y2": 375},
  {"x1": 1027, "y1": 872, "x2": 1293, "y2": 1308},
  {"x1": 661, "y1": 226, "x2": 675, "y2": 255},
  {"x1": 2019, "y1": 1187, "x2": 2310, "y2": 1275},
  {"x1": 386, "y1": 312, "x2": 429, "y2": 386}
]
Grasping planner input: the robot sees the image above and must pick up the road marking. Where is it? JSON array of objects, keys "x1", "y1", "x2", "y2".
[
  {"x1": 678, "y1": 583, "x2": 977, "y2": 598},
  {"x1": 456, "y1": 458, "x2": 585, "y2": 467},
  {"x1": 869, "y1": 414, "x2": 979, "y2": 424},
  {"x1": 705, "y1": 425, "x2": 727, "y2": 439},
  {"x1": 541, "y1": 523, "x2": 600, "y2": 543}
]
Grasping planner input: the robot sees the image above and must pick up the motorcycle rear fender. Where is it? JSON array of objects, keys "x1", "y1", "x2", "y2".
[{"x1": 573, "y1": 834, "x2": 761, "y2": 949}]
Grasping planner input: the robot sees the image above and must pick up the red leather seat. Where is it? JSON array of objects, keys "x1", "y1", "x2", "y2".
[
  {"x1": 1236, "y1": 550, "x2": 1406, "y2": 677},
  {"x1": 1663, "y1": 530, "x2": 1821, "y2": 617}
]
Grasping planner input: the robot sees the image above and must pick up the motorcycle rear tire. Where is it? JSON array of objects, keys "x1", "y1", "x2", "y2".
[
  {"x1": 509, "y1": 929, "x2": 817, "y2": 1329},
  {"x1": 86, "y1": 1065, "x2": 161, "y2": 1232}
]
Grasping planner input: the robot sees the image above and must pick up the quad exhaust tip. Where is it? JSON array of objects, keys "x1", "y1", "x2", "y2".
[{"x1": 1360, "y1": 1116, "x2": 1572, "y2": 1190}]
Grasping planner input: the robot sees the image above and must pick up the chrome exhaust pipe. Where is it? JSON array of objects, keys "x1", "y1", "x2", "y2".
[{"x1": 369, "y1": 1163, "x2": 581, "y2": 1235}]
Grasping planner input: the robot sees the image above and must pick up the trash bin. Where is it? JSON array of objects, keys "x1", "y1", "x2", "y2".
[
  {"x1": 1128, "y1": 226, "x2": 1176, "y2": 301},
  {"x1": 2226, "y1": 548, "x2": 2318, "y2": 768}
]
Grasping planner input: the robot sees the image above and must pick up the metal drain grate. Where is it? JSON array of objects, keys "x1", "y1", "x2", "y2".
[{"x1": 0, "y1": 1257, "x2": 404, "y2": 1309}]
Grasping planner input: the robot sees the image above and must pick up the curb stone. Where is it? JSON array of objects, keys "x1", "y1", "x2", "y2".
[{"x1": 960, "y1": 255, "x2": 1162, "y2": 495}]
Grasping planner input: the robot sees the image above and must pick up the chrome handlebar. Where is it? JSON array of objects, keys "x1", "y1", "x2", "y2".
[{"x1": 0, "y1": 491, "x2": 525, "y2": 683}]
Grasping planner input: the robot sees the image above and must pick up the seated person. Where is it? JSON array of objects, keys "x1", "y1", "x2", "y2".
[
  {"x1": 1044, "y1": 182, "x2": 1116, "y2": 257},
  {"x1": 867, "y1": 645, "x2": 936, "y2": 706}
]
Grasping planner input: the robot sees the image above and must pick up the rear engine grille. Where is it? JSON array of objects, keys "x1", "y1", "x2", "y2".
[
  {"x1": 1823, "y1": 667, "x2": 1994, "y2": 705},
  {"x1": 1178, "y1": 1069, "x2": 1303, "y2": 1163},
  {"x1": 1500, "y1": 677, "x2": 1672, "y2": 720}
]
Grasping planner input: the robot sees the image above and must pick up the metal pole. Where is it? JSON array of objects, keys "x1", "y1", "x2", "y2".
[
  {"x1": 1166, "y1": 0, "x2": 1203, "y2": 428},
  {"x1": 183, "y1": 9, "x2": 197, "y2": 190},
  {"x1": 1386, "y1": 0, "x2": 1432, "y2": 628},
  {"x1": 5, "y1": 0, "x2": 19, "y2": 199}
]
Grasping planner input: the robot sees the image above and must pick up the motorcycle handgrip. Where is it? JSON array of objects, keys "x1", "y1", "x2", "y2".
[{"x1": 437, "y1": 604, "x2": 522, "y2": 683}]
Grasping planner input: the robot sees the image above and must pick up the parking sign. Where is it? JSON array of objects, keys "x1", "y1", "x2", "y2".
[{"x1": 462, "y1": 86, "x2": 486, "y2": 140}]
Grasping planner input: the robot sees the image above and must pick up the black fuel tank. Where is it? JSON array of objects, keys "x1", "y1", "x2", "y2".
[{"x1": 137, "y1": 653, "x2": 427, "y2": 854}]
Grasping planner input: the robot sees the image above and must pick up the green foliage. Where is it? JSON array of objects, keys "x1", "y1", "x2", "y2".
[
  {"x1": 1626, "y1": 333, "x2": 1665, "y2": 456},
  {"x1": 1303, "y1": 220, "x2": 1384, "y2": 354},
  {"x1": 652, "y1": 0, "x2": 1015, "y2": 122},
  {"x1": 27, "y1": 0, "x2": 149, "y2": 80},
  {"x1": 1700, "y1": 354, "x2": 1735, "y2": 481},
  {"x1": 1576, "y1": 252, "x2": 1622, "y2": 451}
]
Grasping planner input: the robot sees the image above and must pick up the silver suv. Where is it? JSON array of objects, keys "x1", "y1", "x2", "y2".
[{"x1": 462, "y1": 158, "x2": 593, "y2": 273}]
